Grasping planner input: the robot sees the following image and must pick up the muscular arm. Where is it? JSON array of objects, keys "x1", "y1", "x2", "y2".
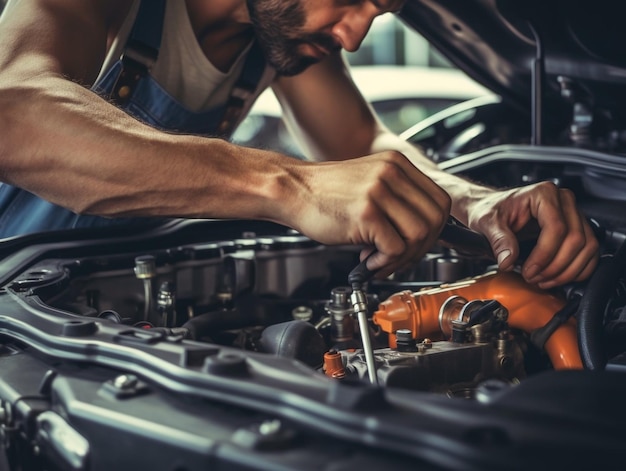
[
  {"x1": 0, "y1": 0, "x2": 303, "y2": 222},
  {"x1": 273, "y1": 52, "x2": 598, "y2": 286},
  {"x1": 272, "y1": 52, "x2": 491, "y2": 220},
  {"x1": 0, "y1": 0, "x2": 451, "y2": 277}
]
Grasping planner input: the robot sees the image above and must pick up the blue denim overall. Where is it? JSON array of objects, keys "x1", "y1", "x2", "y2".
[{"x1": 0, "y1": 0, "x2": 266, "y2": 238}]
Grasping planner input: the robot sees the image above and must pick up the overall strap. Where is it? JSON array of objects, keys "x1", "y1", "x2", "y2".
[
  {"x1": 217, "y1": 41, "x2": 266, "y2": 137},
  {"x1": 108, "y1": 0, "x2": 266, "y2": 138},
  {"x1": 110, "y1": 0, "x2": 167, "y2": 105}
]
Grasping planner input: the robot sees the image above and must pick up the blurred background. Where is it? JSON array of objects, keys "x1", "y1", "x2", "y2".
[{"x1": 345, "y1": 13, "x2": 451, "y2": 68}]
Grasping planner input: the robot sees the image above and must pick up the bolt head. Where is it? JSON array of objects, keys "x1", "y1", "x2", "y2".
[
  {"x1": 113, "y1": 374, "x2": 138, "y2": 390},
  {"x1": 259, "y1": 420, "x2": 282, "y2": 436}
]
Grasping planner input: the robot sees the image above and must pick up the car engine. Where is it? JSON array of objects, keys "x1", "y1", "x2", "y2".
[{"x1": 5, "y1": 215, "x2": 623, "y2": 399}]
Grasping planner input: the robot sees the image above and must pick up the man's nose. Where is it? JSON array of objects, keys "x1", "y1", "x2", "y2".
[{"x1": 331, "y1": 7, "x2": 377, "y2": 52}]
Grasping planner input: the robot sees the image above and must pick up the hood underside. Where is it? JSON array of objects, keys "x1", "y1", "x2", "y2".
[{"x1": 401, "y1": 0, "x2": 626, "y2": 126}]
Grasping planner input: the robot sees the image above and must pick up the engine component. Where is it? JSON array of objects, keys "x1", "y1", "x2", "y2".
[
  {"x1": 156, "y1": 281, "x2": 177, "y2": 327},
  {"x1": 341, "y1": 337, "x2": 525, "y2": 394},
  {"x1": 340, "y1": 293, "x2": 525, "y2": 392},
  {"x1": 134, "y1": 255, "x2": 156, "y2": 321},
  {"x1": 35, "y1": 411, "x2": 90, "y2": 471},
  {"x1": 396, "y1": 329, "x2": 419, "y2": 352},
  {"x1": 372, "y1": 271, "x2": 581, "y2": 369},
  {"x1": 258, "y1": 321, "x2": 326, "y2": 368},
  {"x1": 292, "y1": 306, "x2": 313, "y2": 322},
  {"x1": 326, "y1": 287, "x2": 354, "y2": 345},
  {"x1": 323, "y1": 350, "x2": 346, "y2": 379}
]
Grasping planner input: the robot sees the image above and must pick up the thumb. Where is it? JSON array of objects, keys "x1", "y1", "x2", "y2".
[
  {"x1": 481, "y1": 223, "x2": 520, "y2": 271},
  {"x1": 360, "y1": 246, "x2": 395, "y2": 279}
]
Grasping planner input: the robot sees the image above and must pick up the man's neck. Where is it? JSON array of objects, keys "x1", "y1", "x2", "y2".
[{"x1": 185, "y1": 0, "x2": 254, "y2": 72}]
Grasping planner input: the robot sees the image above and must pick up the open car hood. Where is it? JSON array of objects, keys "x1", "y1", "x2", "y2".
[{"x1": 401, "y1": 0, "x2": 626, "y2": 132}]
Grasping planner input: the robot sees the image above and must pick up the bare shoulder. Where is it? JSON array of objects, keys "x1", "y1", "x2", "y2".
[{"x1": 0, "y1": 0, "x2": 133, "y2": 84}]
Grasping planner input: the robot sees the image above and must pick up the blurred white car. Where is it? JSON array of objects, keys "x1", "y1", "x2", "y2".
[{"x1": 232, "y1": 65, "x2": 494, "y2": 158}]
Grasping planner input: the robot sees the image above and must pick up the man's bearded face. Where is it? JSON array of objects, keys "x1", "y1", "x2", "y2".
[{"x1": 246, "y1": 0, "x2": 341, "y2": 76}]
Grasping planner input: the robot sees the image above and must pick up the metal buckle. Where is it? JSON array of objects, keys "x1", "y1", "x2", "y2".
[
  {"x1": 110, "y1": 56, "x2": 148, "y2": 106},
  {"x1": 110, "y1": 43, "x2": 157, "y2": 106}
]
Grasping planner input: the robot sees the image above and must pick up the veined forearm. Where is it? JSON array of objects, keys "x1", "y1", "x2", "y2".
[
  {"x1": 0, "y1": 74, "x2": 303, "y2": 222},
  {"x1": 370, "y1": 130, "x2": 496, "y2": 225}
]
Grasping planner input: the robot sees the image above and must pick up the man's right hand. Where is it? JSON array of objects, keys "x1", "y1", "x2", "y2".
[{"x1": 283, "y1": 150, "x2": 452, "y2": 278}]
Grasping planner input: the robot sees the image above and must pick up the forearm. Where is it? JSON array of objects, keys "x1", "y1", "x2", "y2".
[
  {"x1": 0, "y1": 74, "x2": 303, "y2": 223},
  {"x1": 369, "y1": 130, "x2": 495, "y2": 225}
]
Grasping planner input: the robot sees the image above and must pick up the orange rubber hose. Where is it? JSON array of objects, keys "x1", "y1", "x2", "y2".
[{"x1": 373, "y1": 271, "x2": 581, "y2": 369}]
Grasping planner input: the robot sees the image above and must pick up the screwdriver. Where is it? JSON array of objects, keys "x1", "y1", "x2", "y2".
[
  {"x1": 347, "y1": 217, "x2": 495, "y2": 385},
  {"x1": 348, "y1": 252, "x2": 379, "y2": 385}
]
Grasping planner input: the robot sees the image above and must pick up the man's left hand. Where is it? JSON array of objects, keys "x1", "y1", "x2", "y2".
[{"x1": 464, "y1": 181, "x2": 599, "y2": 289}]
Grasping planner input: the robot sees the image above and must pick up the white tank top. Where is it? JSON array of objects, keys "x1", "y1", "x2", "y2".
[{"x1": 97, "y1": 0, "x2": 275, "y2": 114}]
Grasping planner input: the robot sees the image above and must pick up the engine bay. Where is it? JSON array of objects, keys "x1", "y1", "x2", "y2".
[{"x1": 5, "y1": 215, "x2": 624, "y2": 398}]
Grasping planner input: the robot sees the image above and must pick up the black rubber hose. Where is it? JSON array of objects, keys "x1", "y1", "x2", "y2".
[
  {"x1": 530, "y1": 297, "x2": 579, "y2": 351},
  {"x1": 578, "y1": 239, "x2": 626, "y2": 370},
  {"x1": 182, "y1": 309, "x2": 250, "y2": 340}
]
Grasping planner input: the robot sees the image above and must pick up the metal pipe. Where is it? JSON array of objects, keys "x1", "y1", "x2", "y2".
[
  {"x1": 134, "y1": 255, "x2": 156, "y2": 322},
  {"x1": 348, "y1": 255, "x2": 379, "y2": 385},
  {"x1": 351, "y1": 286, "x2": 378, "y2": 385}
]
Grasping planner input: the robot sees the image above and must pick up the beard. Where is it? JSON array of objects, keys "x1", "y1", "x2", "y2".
[{"x1": 246, "y1": 0, "x2": 340, "y2": 76}]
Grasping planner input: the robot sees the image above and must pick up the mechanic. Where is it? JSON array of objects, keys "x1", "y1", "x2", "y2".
[{"x1": 0, "y1": 0, "x2": 598, "y2": 288}]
